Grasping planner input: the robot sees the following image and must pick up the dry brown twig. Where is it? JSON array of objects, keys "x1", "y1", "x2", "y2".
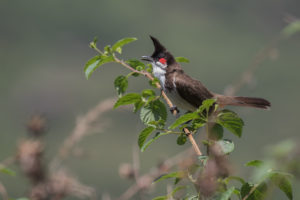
[{"x1": 50, "y1": 98, "x2": 116, "y2": 170}]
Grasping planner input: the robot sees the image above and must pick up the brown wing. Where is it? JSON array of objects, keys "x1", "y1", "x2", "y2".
[{"x1": 174, "y1": 72, "x2": 214, "y2": 108}]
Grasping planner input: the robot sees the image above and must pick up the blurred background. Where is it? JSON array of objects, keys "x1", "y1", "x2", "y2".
[{"x1": 0, "y1": 0, "x2": 299, "y2": 199}]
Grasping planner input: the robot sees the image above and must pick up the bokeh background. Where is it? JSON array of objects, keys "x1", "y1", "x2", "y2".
[{"x1": 1, "y1": 0, "x2": 300, "y2": 199}]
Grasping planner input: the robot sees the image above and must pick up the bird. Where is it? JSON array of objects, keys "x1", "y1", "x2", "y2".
[{"x1": 141, "y1": 36, "x2": 271, "y2": 113}]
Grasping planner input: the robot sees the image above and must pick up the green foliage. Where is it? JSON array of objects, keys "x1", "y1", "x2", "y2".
[
  {"x1": 154, "y1": 171, "x2": 185, "y2": 183},
  {"x1": 113, "y1": 93, "x2": 141, "y2": 109},
  {"x1": 169, "y1": 112, "x2": 199, "y2": 129},
  {"x1": 138, "y1": 126, "x2": 155, "y2": 149},
  {"x1": 282, "y1": 20, "x2": 300, "y2": 38},
  {"x1": 241, "y1": 182, "x2": 268, "y2": 200},
  {"x1": 216, "y1": 139, "x2": 234, "y2": 155},
  {"x1": 0, "y1": 165, "x2": 16, "y2": 176},
  {"x1": 245, "y1": 160, "x2": 264, "y2": 167},
  {"x1": 114, "y1": 75, "x2": 128, "y2": 97},
  {"x1": 177, "y1": 134, "x2": 187, "y2": 145},
  {"x1": 140, "y1": 100, "x2": 167, "y2": 125},
  {"x1": 84, "y1": 36, "x2": 294, "y2": 200},
  {"x1": 217, "y1": 109, "x2": 244, "y2": 137},
  {"x1": 213, "y1": 187, "x2": 235, "y2": 200},
  {"x1": 140, "y1": 132, "x2": 169, "y2": 152},
  {"x1": 268, "y1": 171, "x2": 293, "y2": 200},
  {"x1": 175, "y1": 56, "x2": 190, "y2": 63},
  {"x1": 112, "y1": 37, "x2": 137, "y2": 54},
  {"x1": 84, "y1": 55, "x2": 114, "y2": 79}
]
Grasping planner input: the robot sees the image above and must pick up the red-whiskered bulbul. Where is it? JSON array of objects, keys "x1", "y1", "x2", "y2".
[{"x1": 141, "y1": 36, "x2": 271, "y2": 112}]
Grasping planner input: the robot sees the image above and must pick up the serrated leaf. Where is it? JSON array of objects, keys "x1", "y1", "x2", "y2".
[
  {"x1": 268, "y1": 171, "x2": 293, "y2": 200},
  {"x1": 245, "y1": 160, "x2": 264, "y2": 167},
  {"x1": 0, "y1": 166, "x2": 16, "y2": 176},
  {"x1": 241, "y1": 182, "x2": 267, "y2": 200},
  {"x1": 216, "y1": 139, "x2": 234, "y2": 154},
  {"x1": 154, "y1": 171, "x2": 185, "y2": 183},
  {"x1": 114, "y1": 93, "x2": 141, "y2": 109},
  {"x1": 114, "y1": 75, "x2": 128, "y2": 97},
  {"x1": 141, "y1": 132, "x2": 169, "y2": 152},
  {"x1": 84, "y1": 55, "x2": 114, "y2": 79},
  {"x1": 213, "y1": 187, "x2": 235, "y2": 200},
  {"x1": 138, "y1": 126, "x2": 156, "y2": 149},
  {"x1": 217, "y1": 109, "x2": 244, "y2": 137},
  {"x1": 177, "y1": 134, "x2": 187, "y2": 145},
  {"x1": 169, "y1": 112, "x2": 199, "y2": 129},
  {"x1": 282, "y1": 20, "x2": 300, "y2": 38},
  {"x1": 140, "y1": 100, "x2": 167, "y2": 125},
  {"x1": 175, "y1": 57, "x2": 190, "y2": 63},
  {"x1": 112, "y1": 37, "x2": 137, "y2": 53}
]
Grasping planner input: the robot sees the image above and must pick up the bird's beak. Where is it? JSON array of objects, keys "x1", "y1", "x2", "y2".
[{"x1": 141, "y1": 56, "x2": 153, "y2": 62}]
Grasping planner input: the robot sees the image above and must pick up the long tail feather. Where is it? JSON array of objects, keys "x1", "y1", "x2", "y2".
[{"x1": 215, "y1": 95, "x2": 271, "y2": 109}]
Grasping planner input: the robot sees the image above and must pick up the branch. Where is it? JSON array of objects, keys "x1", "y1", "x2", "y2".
[
  {"x1": 113, "y1": 55, "x2": 202, "y2": 156},
  {"x1": 50, "y1": 98, "x2": 116, "y2": 170}
]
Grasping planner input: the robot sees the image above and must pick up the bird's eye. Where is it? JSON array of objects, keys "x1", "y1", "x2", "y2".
[{"x1": 159, "y1": 58, "x2": 167, "y2": 65}]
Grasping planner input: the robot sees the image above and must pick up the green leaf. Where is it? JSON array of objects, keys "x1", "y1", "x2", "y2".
[
  {"x1": 209, "y1": 123, "x2": 224, "y2": 140},
  {"x1": 126, "y1": 59, "x2": 146, "y2": 70},
  {"x1": 169, "y1": 112, "x2": 199, "y2": 129},
  {"x1": 141, "y1": 132, "x2": 169, "y2": 152},
  {"x1": 142, "y1": 89, "x2": 155, "y2": 98},
  {"x1": 245, "y1": 160, "x2": 264, "y2": 167},
  {"x1": 152, "y1": 196, "x2": 167, "y2": 200},
  {"x1": 114, "y1": 75, "x2": 128, "y2": 97},
  {"x1": 0, "y1": 166, "x2": 16, "y2": 176},
  {"x1": 112, "y1": 37, "x2": 137, "y2": 53},
  {"x1": 140, "y1": 100, "x2": 167, "y2": 125},
  {"x1": 241, "y1": 182, "x2": 267, "y2": 200},
  {"x1": 138, "y1": 126, "x2": 155, "y2": 149},
  {"x1": 177, "y1": 134, "x2": 187, "y2": 145},
  {"x1": 89, "y1": 37, "x2": 98, "y2": 49},
  {"x1": 84, "y1": 55, "x2": 114, "y2": 79},
  {"x1": 175, "y1": 57, "x2": 190, "y2": 63},
  {"x1": 114, "y1": 93, "x2": 141, "y2": 109},
  {"x1": 213, "y1": 187, "x2": 235, "y2": 200},
  {"x1": 216, "y1": 139, "x2": 234, "y2": 154},
  {"x1": 154, "y1": 171, "x2": 185, "y2": 183},
  {"x1": 197, "y1": 99, "x2": 216, "y2": 114},
  {"x1": 282, "y1": 20, "x2": 300, "y2": 38},
  {"x1": 268, "y1": 171, "x2": 293, "y2": 200},
  {"x1": 133, "y1": 100, "x2": 145, "y2": 113},
  {"x1": 217, "y1": 109, "x2": 244, "y2": 137}
]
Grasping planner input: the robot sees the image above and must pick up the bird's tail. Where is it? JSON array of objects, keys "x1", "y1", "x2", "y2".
[{"x1": 215, "y1": 95, "x2": 271, "y2": 109}]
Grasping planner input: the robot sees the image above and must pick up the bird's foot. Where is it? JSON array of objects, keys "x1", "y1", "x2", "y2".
[{"x1": 170, "y1": 106, "x2": 180, "y2": 115}]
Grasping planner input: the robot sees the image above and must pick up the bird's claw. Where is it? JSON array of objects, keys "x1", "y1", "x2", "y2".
[{"x1": 170, "y1": 106, "x2": 180, "y2": 114}]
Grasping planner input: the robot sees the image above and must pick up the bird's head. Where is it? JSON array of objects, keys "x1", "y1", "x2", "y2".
[{"x1": 141, "y1": 36, "x2": 176, "y2": 70}]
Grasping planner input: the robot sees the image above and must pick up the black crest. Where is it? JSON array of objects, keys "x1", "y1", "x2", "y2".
[{"x1": 149, "y1": 36, "x2": 175, "y2": 64}]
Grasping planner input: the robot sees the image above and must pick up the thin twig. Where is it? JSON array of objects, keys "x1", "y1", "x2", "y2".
[
  {"x1": 0, "y1": 181, "x2": 8, "y2": 200},
  {"x1": 50, "y1": 98, "x2": 116, "y2": 170}
]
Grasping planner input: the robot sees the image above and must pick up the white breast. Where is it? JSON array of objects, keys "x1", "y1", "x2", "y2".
[{"x1": 152, "y1": 62, "x2": 166, "y2": 90}]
